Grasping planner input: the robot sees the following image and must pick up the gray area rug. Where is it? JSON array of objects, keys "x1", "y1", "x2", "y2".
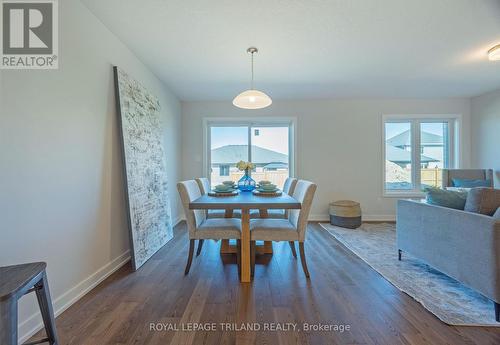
[{"x1": 319, "y1": 222, "x2": 498, "y2": 326}]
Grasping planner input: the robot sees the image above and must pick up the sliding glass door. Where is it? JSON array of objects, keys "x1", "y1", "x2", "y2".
[
  {"x1": 210, "y1": 126, "x2": 248, "y2": 186},
  {"x1": 250, "y1": 126, "x2": 289, "y2": 188},
  {"x1": 206, "y1": 120, "x2": 294, "y2": 189}
]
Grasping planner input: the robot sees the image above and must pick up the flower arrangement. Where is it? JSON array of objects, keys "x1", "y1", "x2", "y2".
[
  {"x1": 236, "y1": 161, "x2": 256, "y2": 191},
  {"x1": 236, "y1": 160, "x2": 255, "y2": 171}
]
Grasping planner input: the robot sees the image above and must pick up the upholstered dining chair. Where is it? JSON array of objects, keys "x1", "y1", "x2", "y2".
[
  {"x1": 195, "y1": 177, "x2": 227, "y2": 218},
  {"x1": 261, "y1": 177, "x2": 298, "y2": 219},
  {"x1": 249, "y1": 180, "x2": 317, "y2": 277},
  {"x1": 177, "y1": 180, "x2": 242, "y2": 274}
]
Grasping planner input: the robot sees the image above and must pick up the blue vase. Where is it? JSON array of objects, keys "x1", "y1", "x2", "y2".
[{"x1": 238, "y1": 169, "x2": 256, "y2": 192}]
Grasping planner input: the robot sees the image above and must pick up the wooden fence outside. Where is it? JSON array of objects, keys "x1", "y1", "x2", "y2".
[
  {"x1": 229, "y1": 170, "x2": 289, "y2": 188},
  {"x1": 421, "y1": 168, "x2": 442, "y2": 187},
  {"x1": 214, "y1": 168, "x2": 441, "y2": 189}
]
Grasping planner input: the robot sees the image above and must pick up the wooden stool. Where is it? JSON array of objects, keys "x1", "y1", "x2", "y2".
[{"x1": 0, "y1": 262, "x2": 59, "y2": 345}]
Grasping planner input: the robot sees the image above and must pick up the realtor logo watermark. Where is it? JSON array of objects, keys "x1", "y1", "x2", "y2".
[{"x1": 1, "y1": 0, "x2": 58, "y2": 69}]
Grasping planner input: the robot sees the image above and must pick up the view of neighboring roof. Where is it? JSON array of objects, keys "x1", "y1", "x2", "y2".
[
  {"x1": 387, "y1": 130, "x2": 443, "y2": 147},
  {"x1": 263, "y1": 162, "x2": 288, "y2": 169},
  {"x1": 386, "y1": 144, "x2": 438, "y2": 163},
  {"x1": 211, "y1": 145, "x2": 288, "y2": 164}
]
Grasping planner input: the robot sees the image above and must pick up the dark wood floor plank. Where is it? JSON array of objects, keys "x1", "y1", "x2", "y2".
[{"x1": 29, "y1": 221, "x2": 500, "y2": 345}]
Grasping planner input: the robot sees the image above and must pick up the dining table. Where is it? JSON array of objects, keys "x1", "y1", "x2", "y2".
[{"x1": 189, "y1": 191, "x2": 301, "y2": 282}]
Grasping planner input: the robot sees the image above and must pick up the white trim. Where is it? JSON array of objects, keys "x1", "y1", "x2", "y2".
[
  {"x1": 19, "y1": 250, "x2": 131, "y2": 343},
  {"x1": 202, "y1": 117, "x2": 298, "y2": 183},
  {"x1": 382, "y1": 114, "x2": 461, "y2": 197},
  {"x1": 362, "y1": 214, "x2": 396, "y2": 222},
  {"x1": 172, "y1": 215, "x2": 183, "y2": 227},
  {"x1": 309, "y1": 214, "x2": 396, "y2": 222}
]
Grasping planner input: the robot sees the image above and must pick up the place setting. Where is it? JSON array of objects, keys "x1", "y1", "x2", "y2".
[
  {"x1": 207, "y1": 180, "x2": 239, "y2": 197},
  {"x1": 253, "y1": 180, "x2": 283, "y2": 197}
]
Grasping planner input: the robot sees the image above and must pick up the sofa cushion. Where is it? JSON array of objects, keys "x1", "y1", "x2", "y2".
[
  {"x1": 464, "y1": 188, "x2": 500, "y2": 216},
  {"x1": 452, "y1": 178, "x2": 492, "y2": 188},
  {"x1": 423, "y1": 187, "x2": 467, "y2": 210},
  {"x1": 493, "y1": 207, "x2": 500, "y2": 219},
  {"x1": 445, "y1": 186, "x2": 471, "y2": 193}
]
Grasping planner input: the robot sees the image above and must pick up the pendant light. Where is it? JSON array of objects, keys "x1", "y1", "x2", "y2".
[
  {"x1": 488, "y1": 44, "x2": 500, "y2": 61},
  {"x1": 233, "y1": 47, "x2": 272, "y2": 109}
]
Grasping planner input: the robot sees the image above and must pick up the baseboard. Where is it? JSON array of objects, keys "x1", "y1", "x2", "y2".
[
  {"x1": 362, "y1": 214, "x2": 396, "y2": 222},
  {"x1": 308, "y1": 214, "x2": 330, "y2": 222},
  {"x1": 173, "y1": 213, "x2": 396, "y2": 223},
  {"x1": 19, "y1": 250, "x2": 131, "y2": 343},
  {"x1": 310, "y1": 213, "x2": 396, "y2": 222},
  {"x1": 19, "y1": 215, "x2": 183, "y2": 342},
  {"x1": 173, "y1": 215, "x2": 184, "y2": 227}
]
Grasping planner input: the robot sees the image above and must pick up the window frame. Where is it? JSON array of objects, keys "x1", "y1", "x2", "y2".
[
  {"x1": 219, "y1": 165, "x2": 230, "y2": 176},
  {"x1": 203, "y1": 117, "x2": 297, "y2": 185},
  {"x1": 382, "y1": 114, "x2": 460, "y2": 197}
]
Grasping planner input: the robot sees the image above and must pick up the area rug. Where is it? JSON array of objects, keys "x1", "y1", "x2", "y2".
[{"x1": 319, "y1": 222, "x2": 498, "y2": 326}]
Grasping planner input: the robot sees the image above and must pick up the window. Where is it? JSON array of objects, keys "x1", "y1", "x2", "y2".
[
  {"x1": 209, "y1": 126, "x2": 248, "y2": 186},
  {"x1": 383, "y1": 116, "x2": 457, "y2": 195},
  {"x1": 219, "y1": 165, "x2": 230, "y2": 176},
  {"x1": 206, "y1": 119, "x2": 295, "y2": 189}
]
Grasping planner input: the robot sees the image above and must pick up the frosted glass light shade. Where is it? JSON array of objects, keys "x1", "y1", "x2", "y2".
[
  {"x1": 232, "y1": 89, "x2": 272, "y2": 109},
  {"x1": 488, "y1": 45, "x2": 500, "y2": 61}
]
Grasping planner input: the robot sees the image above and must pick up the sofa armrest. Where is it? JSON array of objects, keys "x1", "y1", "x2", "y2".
[{"x1": 397, "y1": 199, "x2": 500, "y2": 301}]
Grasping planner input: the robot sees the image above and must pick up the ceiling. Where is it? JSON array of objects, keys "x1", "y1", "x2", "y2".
[{"x1": 82, "y1": 0, "x2": 500, "y2": 101}]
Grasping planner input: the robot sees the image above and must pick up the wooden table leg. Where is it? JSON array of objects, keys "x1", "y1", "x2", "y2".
[
  {"x1": 220, "y1": 239, "x2": 231, "y2": 253},
  {"x1": 240, "y1": 209, "x2": 251, "y2": 283},
  {"x1": 258, "y1": 209, "x2": 273, "y2": 254},
  {"x1": 263, "y1": 241, "x2": 273, "y2": 253},
  {"x1": 220, "y1": 209, "x2": 234, "y2": 254}
]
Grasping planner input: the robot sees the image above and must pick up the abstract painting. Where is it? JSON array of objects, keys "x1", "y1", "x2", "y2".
[{"x1": 113, "y1": 66, "x2": 173, "y2": 270}]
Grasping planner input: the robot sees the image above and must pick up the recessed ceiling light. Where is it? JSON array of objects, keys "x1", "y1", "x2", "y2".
[{"x1": 488, "y1": 44, "x2": 500, "y2": 61}]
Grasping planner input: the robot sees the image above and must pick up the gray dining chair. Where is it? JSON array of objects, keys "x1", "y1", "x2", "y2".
[
  {"x1": 261, "y1": 177, "x2": 298, "y2": 219},
  {"x1": 177, "y1": 180, "x2": 242, "y2": 274},
  {"x1": 195, "y1": 177, "x2": 227, "y2": 218},
  {"x1": 249, "y1": 180, "x2": 317, "y2": 277}
]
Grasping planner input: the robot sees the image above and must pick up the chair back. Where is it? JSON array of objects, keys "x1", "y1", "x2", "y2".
[
  {"x1": 177, "y1": 180, "x2": 206, "y2": 237},
  {"x1": 195, "y1": 177, "x2": 211, "y2": 194},
  {"x1": 442, "y1": 169, "x2": 493, "y2": 188},
  {"x1": 289, "y1": 180, "x2": 317, "y2": 241},
  {"x1": 283, "y1": 177, "x2": 298, "y2": 196}
]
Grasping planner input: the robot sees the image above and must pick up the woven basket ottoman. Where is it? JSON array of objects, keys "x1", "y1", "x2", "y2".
[{"x1": 329, "y1": 200, "x2": 362, "y2": 229}]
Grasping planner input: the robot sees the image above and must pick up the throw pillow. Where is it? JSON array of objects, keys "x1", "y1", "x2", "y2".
[
  {"x1": 424, "y1": 187, "x2": 467, "y2": 210},
  {"x1": 445, "y1": 186, "x2": 471, "y2": 193},
  {"x1": 452, "y1": 178, "x2": 492, "y2": 188},
  {"x1": 464, "y1": 188, "x2": 500, "y2": 216},
  {"x1": 493, "y1": 207, "x2": 500, "y2": 220}
]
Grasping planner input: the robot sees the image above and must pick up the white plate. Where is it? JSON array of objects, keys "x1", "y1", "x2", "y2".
[{"x1": 257, "y1": 188, "x2": 278, "y2": 193}]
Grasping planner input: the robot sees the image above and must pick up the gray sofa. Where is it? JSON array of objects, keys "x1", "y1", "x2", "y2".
[{"x1": 397, "y1": 199, "x2": 500, "y2": 321}]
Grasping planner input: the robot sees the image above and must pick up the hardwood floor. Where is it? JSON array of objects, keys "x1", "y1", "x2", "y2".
[{"x1": 31, "y1": 222, "x2": 500, "y2": 345}]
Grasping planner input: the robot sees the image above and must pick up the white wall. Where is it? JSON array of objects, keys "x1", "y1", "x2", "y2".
[
  {"x1": 471, "y1": 89, "x2": 500, "y2": 186},
  {"x1": 0, "y1": 0, "x2": 182, "y2": 341},
  {"x1": 182, "y1": 99, "x2": 471, "y2": 220}
]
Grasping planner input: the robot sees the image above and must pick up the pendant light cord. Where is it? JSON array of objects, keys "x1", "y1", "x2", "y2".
[{"x1": 251, "y1": 51, "x2": 254, "y2": 90}]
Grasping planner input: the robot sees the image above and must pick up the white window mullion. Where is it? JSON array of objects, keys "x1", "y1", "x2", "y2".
[
  {"x1": 447, "y1": 119, "x2": 454, "y2": 169},
  {"x1": 289, "y1": 124, "x2": 294, "y2": 177},
  {"x1": 206, "y1": 124, "x2": 211, "y2": 180},
  {"x1": 247, "y1": 125, "x2": 252, "y2": 163},
  {"x1": 412, "y1": 120, "x2": 422, "y2": 191}
]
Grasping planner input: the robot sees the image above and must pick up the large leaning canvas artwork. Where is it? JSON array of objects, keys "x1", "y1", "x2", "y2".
[{"x1": 113, "y1": 66, "x2": 173, "y2": 270}]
